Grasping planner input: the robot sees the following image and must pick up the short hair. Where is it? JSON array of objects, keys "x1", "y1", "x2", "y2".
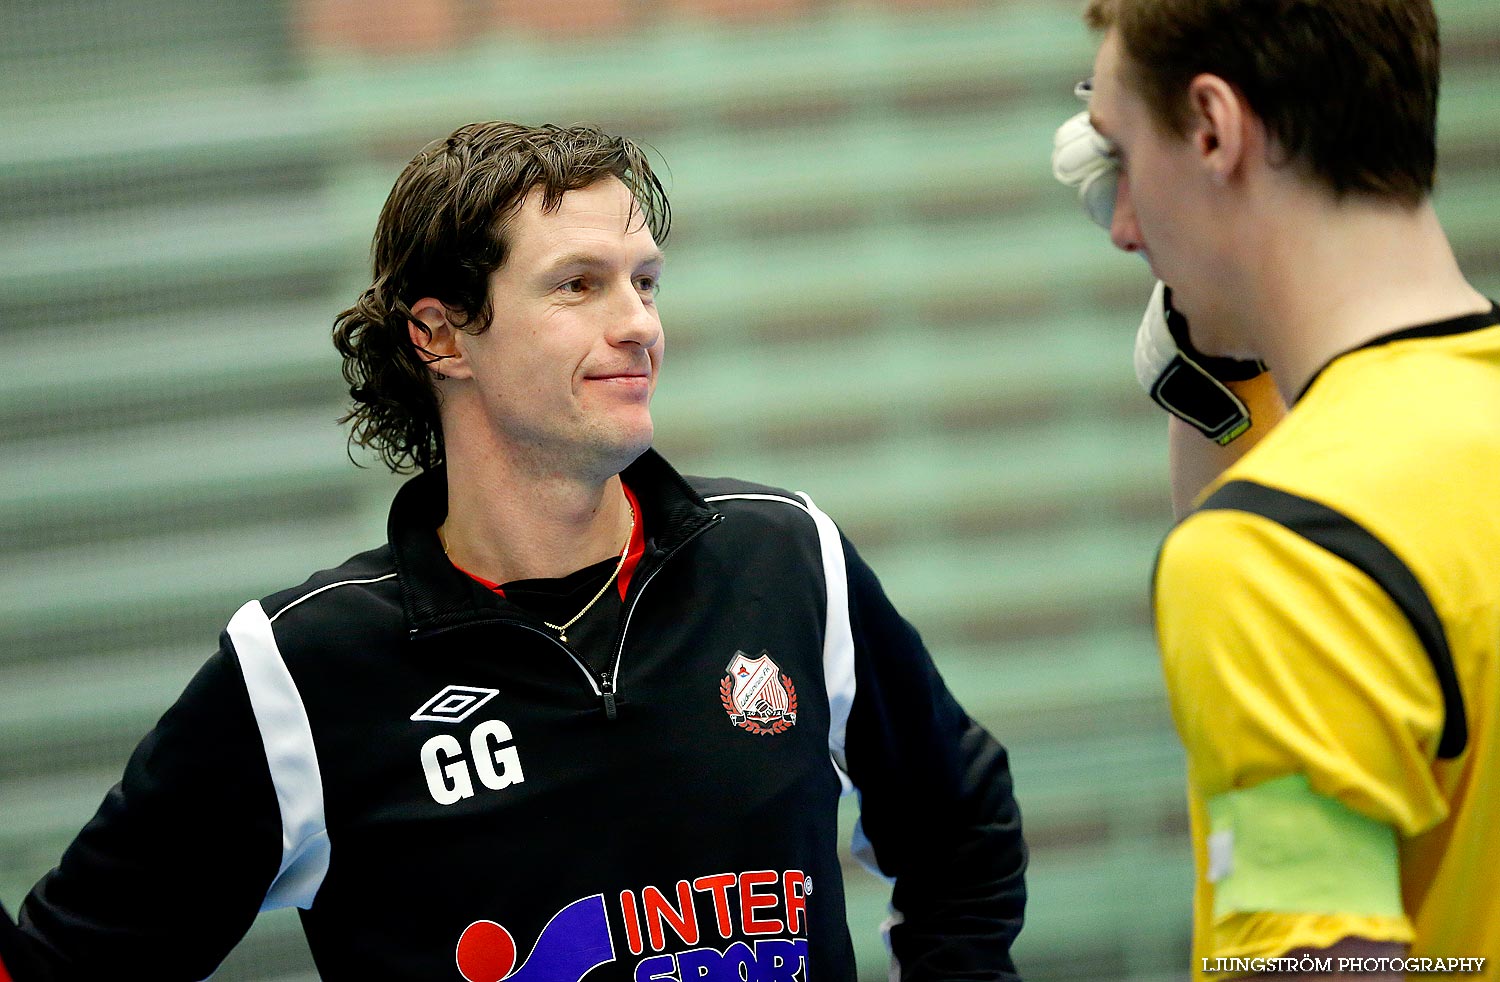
[
  {"x1": 333, "y1": 121, "x2": 671, "y2": 473},
  {"x1": 1084, "y1": 0, "x2": 1439, "y2": 205}
]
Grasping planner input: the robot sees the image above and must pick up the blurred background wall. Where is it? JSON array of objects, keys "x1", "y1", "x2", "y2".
[{"x1": 1, "y1": 1, "x2": 1496, "y2": 979}]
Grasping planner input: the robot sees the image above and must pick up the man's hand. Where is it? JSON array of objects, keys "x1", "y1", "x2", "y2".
[
  {"x1": 1051, "y1": 108, "x2": 1118, "y2": 230},
  {"x1": 1135, "y1": 280, "x2": 1267, "y2": 446}
]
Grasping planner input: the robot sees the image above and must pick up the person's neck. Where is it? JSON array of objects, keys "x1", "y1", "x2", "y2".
[
  {"x1": 439, "y1": 445, "x2": 636, "y2": 587},
  {"x1": 1245, "y1": 193, "x2": 1489, "y2": 405}
]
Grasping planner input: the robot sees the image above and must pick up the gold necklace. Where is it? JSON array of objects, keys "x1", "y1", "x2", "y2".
[{"x1": 543, "y1": 504, "x2": 635, "y2": 644}]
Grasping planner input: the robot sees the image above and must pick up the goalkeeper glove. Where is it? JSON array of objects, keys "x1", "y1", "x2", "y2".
[
  {"x1": 1050, "y1": 107, "x2": 1118, "y2": 231},
  {"x1": 1134, "y1": 281, "x2": 1264, "y2": 445}
]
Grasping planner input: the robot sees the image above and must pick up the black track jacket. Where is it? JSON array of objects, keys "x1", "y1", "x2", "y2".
[{"x1": 1, "y1": 450, "x2": 1026, "y2": 982}]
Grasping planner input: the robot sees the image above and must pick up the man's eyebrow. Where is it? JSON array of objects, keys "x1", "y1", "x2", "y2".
[{"x1": 541, "y1": 249, "x2": 665, "y2": 274}]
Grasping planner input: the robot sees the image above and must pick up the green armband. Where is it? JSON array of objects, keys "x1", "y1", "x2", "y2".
[{"x1": 1207, "y1": 774, "x2": 1403, "y2": 918}]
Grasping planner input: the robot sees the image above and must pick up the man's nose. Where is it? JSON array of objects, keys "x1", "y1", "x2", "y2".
[
  {"x1": 1109, "y1": 171, "x2": 1142, "y2": 254},
  {"x1": 609, "y1": 285, "x2": 661, "y2": 348}
]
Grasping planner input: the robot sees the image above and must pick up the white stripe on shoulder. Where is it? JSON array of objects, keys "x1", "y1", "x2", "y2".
[
  {"x1": 270, "y1": 572, "x2": 397, "y2": 622},
  {"x1": 703, "y1": 491, "x2": 809, "y2": 510},
  {"x1": 704, "y1": 490, "x2": 857, "y2": 794},
  {"x1": 227, "y1": 600, "x2": 330, "y2": 911}
]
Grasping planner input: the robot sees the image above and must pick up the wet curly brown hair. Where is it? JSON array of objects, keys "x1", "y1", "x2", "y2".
[{"x1": 332, "y1": 121, "x2": 671, "y2": 473}]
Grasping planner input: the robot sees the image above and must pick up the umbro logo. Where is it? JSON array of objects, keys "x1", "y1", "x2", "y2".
[{"x1": 411, "y1": 684, "x2": 500, "y2": 724}]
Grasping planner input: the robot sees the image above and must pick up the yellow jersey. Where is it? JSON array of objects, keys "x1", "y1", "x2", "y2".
[{"x1": 1154, "y1": 306, "x2": 1500, "y2": 979}]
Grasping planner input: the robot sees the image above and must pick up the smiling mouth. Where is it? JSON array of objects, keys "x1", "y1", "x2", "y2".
[{"x1": 585, "y1": 368, "x2": 650, "y2": 381}]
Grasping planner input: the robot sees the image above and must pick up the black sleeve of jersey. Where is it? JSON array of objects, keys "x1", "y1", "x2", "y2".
[
  {"x1": 841, "y1": 537, "x2": 1027, "y2": 982},
  {"x1": 7, "y1": 641, "x2": 283, "y2": 980}
]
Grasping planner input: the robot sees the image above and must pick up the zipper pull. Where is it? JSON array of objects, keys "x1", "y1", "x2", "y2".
[{"x1": 600, "y1": 672, "x2": 618, "y2": 721}]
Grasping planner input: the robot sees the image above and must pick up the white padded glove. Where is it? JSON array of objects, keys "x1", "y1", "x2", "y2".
[
  {"x1": 1050, "y1": 109, "x2": 1118, "y2": 231},
  {"x1": 1134, "y1": 281, "x2": 1265, "y2": 445}
]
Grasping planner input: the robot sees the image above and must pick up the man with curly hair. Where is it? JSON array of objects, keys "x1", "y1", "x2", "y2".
[{"x1": 0, "y1": 122, "x2": 1027, "y2": 982}]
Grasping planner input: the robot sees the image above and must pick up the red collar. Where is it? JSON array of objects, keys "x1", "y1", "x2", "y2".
[{"x1": 450, "y1": 481, "x2": 645, "y2": 600}]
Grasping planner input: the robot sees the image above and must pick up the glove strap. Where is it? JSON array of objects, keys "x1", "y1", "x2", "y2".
[
  {"x1": 1142, "y1": 287, "x2": 1264, "y2": 445},
  {"x1": 1148, "y1": 356, "x2": 1255, "y2": 445}
]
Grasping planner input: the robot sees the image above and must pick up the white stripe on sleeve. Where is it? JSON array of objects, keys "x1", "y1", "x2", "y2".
[
  {"x1": 794, "y1": 492, "x2": 857, "y2": 795},
  {"x1": 703, "y1": 492, "x2": 859, "y2": 793},
  {"x1": 227, "y1": 599, "x2": 331, "y2": 911}
]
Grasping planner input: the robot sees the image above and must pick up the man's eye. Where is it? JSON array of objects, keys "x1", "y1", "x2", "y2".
[
  {"x1": 560, "y1": 278, "x2": 586, "y2": 293},
  {"x1": 636, "y1": 276, "x2": 659, "y2": 294}
]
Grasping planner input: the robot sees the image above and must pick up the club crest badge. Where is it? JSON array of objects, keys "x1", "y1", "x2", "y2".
[{"x1": 721, "y1": 650, "x2": 798, "y2": 735}]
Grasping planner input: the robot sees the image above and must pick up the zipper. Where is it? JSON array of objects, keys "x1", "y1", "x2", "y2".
[
  {"x1": 599, "y1": 671, "x2": 617, "y2": 721},
  {"x1": 602, "y1": 513, "x2": 724, "y2": 720},
  {"x1": 413, "y1": 512, "x2": 725, "y2": 720}
]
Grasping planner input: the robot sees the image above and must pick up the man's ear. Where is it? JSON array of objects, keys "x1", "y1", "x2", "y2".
[
  {"x1": 1186, "y1": 73, "x2": 1253, "y2": 185},
  {"x1": 407, "y1": 297, "x2": 472, "y2": 380}
]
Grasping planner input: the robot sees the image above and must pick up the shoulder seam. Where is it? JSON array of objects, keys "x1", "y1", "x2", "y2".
[
  {"x1": 703, "y1": 491, "x2": 812, "y2": 513},
  {"x1": 269, "y1": 572, "x2": 399, "y2": 623},
  {"x1": 1197, "y1": 479, "x2": 1468, "y2": 759}
]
